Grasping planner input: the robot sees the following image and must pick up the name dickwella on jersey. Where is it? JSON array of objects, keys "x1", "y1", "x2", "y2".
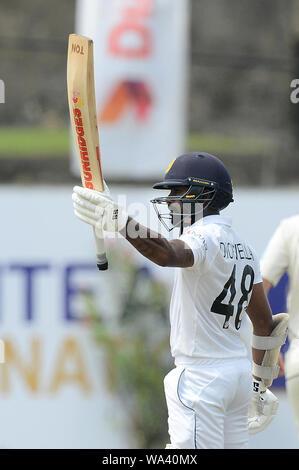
[{"x1": 220, "y1": 241, "x2": 254, "y2": 261}]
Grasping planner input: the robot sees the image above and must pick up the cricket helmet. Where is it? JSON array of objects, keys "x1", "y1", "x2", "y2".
[{"x1": 151, "y1": 152, "x2": 234, "y2": 232}]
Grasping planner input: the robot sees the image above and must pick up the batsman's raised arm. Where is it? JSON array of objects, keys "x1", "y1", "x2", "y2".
[
  {"x1": 72, "y1": 185, "x2": 194, "y2": 268},
  {"x1": 120, "y1": 217, "x2": 194, "y2": 268}
]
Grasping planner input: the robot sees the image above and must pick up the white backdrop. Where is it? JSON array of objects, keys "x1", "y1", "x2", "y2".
[
  {"x1": 0, "y1": 184, "x2": 299, "y2": 449},
  {"x1": 72, "y1": 0, "x2": 189, "y2": 179}
]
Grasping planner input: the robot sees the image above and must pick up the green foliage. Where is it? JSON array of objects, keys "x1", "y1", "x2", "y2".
[{"x1": 85, "y1": 247, "x2": 173, "y2": 449}]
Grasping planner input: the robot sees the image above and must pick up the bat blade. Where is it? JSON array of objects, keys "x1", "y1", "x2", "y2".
[{"x1": 67, "y1": 33, "x2": 108, "y2": 270}]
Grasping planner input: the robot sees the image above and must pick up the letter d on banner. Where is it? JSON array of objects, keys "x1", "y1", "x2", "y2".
[
  {"x1": 0, "y1": 339, "x2": 5, "y2": 363},
  {"x1": 72, "y1": 0, "x2": 190, "y2": 181}
]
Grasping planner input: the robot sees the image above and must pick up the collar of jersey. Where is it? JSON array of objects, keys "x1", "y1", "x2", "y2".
[{"x1": 192, "y1": 214, "x2": 232, "y2": 228}]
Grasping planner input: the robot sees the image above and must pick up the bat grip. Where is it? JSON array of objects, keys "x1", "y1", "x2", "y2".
[{"x1": 93, "y1": 228, "x2": 108, "y2": 271}]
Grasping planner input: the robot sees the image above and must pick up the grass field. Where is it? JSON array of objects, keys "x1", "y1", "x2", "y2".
[
  {"x1": 0, "y1": 127, "x2": 70, "y2": 158},
  {"x1": 0, "y1": 127, "x2": 275, "y2": 158}
]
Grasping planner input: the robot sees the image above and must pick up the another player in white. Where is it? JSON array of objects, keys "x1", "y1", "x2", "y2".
[
  {"x1": 261, "y1": 215, "x2": 299, "y2": 437},
  {"x1": 72, "y1": 152, "x2": 288, "y2": 449}
]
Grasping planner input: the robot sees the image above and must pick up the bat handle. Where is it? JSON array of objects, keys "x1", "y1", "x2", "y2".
[{"x1": 93, "y1": 228, "x2": 108, "y2": 271}]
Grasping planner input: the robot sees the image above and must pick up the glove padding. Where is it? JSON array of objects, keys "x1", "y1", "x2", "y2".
[
  {"x1": 72, "y1": 184, "x2": 128, "y2": 235},
  {"x1": 248, "y1": 380, "x2": 279, "y2": 434}
]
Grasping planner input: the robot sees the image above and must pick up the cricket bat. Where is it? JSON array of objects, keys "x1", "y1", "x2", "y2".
[{"x1": 67, "y1": 33, "x2": 108, "y2": 270}]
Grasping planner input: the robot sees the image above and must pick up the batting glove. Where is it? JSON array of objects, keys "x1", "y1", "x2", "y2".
[
  {"x1": 72, "y1": 184, "x2": 128, "y2": 235},
  {"x1": 248, "y1": 380, "x2": 279, "y2": 434}
]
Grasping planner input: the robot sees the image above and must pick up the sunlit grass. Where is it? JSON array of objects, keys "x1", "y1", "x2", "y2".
[
  {"x1": 0, "y1": 127, "x2": 70, "y2": 157},
  {"x1": 0, "y1": 127, "x2": 275, "y2": 158},
  {"x1": 188, "y1": 132, "x2": 275, "y2": 156}
]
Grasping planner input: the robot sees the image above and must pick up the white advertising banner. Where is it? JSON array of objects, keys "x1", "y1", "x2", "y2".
[
  {"x1": 1, "y1": 185, "x2": 299, "y2": 449},
  {"x1": 0, "y1": 186, "x2": 137, "y2": 449},
  {"x1": 72, "y1": 0, "x2": 189, "y2": 180}
]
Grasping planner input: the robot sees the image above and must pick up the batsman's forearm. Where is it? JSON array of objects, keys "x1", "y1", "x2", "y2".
[
  {"x1": 120, "y1": 217, "x2": 185, "y2": 267},
  {"x1": 120, "y1": 217, "x2": 174, "y2": 266}
]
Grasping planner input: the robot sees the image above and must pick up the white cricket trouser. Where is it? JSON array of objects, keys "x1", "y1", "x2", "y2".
[
  {"x1": 285, "y1": 338, "x2": 299, "y2": 436},
  {"x1": 164, "y1": 357, "x2": 252, "y2": 449}
]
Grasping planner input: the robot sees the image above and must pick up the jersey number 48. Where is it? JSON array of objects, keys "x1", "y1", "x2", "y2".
[{"x1": 211, "y1": 264, "x2": 255, "y2": 330}]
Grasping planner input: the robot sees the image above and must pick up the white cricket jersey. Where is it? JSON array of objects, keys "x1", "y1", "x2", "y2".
[
  {"x1": 261, "y1": 215, "x2": 299, "y2": 339},
  {"x1": 169, "y1": 214, "x2": 262, "y2": 364}
]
